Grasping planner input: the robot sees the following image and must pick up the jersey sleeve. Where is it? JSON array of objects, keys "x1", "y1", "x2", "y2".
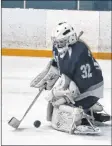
[
  {"x1": 51, "y1": 46, "x2": 58, "y2": 68},
  {"x1": 52, "y1": 58, "x2": 58, "y2": 68}
]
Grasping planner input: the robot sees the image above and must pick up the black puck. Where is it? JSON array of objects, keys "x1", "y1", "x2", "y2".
[{"x1": 33, "y1": 120, "x2": 41, "y2": 128}]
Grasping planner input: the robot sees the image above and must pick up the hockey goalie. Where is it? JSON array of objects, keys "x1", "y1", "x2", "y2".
[{"x1": 30, "y1": 22, "x2": 111, "y2": 134}]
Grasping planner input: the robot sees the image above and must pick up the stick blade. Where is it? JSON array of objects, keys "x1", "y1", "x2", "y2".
[{"x1": 8, "y1": 117, "x2": 20, "y2": 129}]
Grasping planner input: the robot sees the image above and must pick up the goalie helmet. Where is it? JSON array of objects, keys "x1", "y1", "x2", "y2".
[{"x1": 51, "y1": 22, "x2": 76, "y2": 55}]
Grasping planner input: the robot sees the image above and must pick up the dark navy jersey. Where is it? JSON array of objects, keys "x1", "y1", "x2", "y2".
[{"x1": 52, "y1": 41, "x2": 103, "y2": 94}]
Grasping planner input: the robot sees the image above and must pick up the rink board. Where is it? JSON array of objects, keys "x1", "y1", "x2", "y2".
[
  {"x1": 2, "y1": 9, "x2": 111, "y2": 60},
  {"x1": 2, "y1": 48, "x2": 112, "y2": 60}
]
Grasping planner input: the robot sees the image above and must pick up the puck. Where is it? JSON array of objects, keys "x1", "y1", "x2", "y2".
[{"x1": 33, "y1": 120, "x2": 41, "y2": 128}]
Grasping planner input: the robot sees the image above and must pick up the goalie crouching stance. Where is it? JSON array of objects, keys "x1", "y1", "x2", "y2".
[{"x1": 31, "y1": 22, "x2": 111, "y2": 134}]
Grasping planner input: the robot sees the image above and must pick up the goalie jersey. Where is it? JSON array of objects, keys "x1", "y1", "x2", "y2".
[{"x1": 52, "y1": 41, "x2": 104, "y2": 109}]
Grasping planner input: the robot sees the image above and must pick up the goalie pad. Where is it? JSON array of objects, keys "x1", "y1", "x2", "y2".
[
  {"x1": 46, "y1": 102, "x2": 53, "y2": 121},
  {"x1": 51, "y1": 105, "x2": 83, "y2": 133},
  {"x1": 51, "y1": 105, "x2": 101, "y2": 135},
  {"x1": 30, "y1": 60, "x2": 60, "y2": 90}
]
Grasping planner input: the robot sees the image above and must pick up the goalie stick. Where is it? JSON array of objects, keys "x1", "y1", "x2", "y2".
[
  {"x1": 75, "y1": 31, "x2": 84, "y2": 41},
  {"x1": 8, "y1": 85, "x2": 46, "y2": 129}
]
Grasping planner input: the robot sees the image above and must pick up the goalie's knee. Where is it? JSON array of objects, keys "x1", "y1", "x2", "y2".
[{"x1": 51, "y1": 105, "x2": 83, "y2": 133}]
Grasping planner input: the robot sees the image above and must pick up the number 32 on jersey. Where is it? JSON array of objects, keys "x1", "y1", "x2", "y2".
[{"x1": 80, "y1": 63, "x2": 92, "y2": 79}]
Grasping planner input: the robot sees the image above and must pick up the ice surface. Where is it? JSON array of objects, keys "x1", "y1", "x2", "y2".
[{"x1": 2, "y1": 56, "x2": 111, "y2": 145}]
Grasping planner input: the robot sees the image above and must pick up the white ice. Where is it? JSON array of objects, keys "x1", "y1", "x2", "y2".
[{"x1": 2, "y1": 56, "x2": 111, "y2": 145}]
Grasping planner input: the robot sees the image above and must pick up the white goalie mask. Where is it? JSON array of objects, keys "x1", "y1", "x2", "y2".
[{"x1": 51, "y1": 22, "x2": 77, "y2": 56}]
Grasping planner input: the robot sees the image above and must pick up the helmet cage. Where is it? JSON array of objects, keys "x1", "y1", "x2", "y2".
[{"x1": 52, "y1": 36, "x2": 69, "y2": 48}]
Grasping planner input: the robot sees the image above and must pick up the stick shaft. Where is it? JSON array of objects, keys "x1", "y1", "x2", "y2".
[
  {"x1": 20, "y1": 86, "x2": 45, "y2": 122},
  {"x1": 78, "y1": 31, "x2": 84, "y2": 40}
]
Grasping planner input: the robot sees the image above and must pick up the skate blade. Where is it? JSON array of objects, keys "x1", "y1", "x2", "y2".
[{"x1": 74, "y1": 125, "x2": 101, "y2": 135}]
